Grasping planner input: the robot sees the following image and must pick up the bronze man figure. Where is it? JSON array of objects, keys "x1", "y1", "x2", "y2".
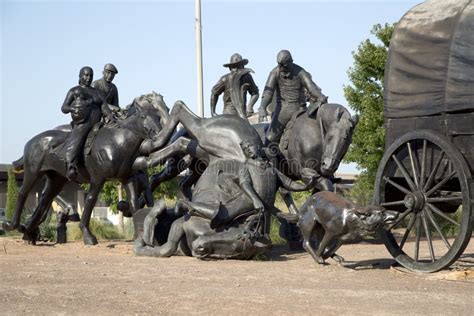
[
  {"x1": 91, "y1": 63, "x2": 119, "y2": 109},
  {"x1": 258, "y1": 50, "x2": 328, "y2": 144},
  {"x1": 210, "y1": 53, "x2": 259, "y2": 119},
  {"x1": 61, "y1": 66, "x2": 115, "y2": 180}
]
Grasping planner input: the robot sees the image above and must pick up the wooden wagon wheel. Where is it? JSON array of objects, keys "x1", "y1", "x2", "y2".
[{"x1": 374, "y1": 130, "x2": 473, "y2": 272}]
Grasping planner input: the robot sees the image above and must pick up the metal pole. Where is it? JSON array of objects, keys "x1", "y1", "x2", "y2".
[{"x1": 195, "y1": 0, "x2": 204, "y2": 117}]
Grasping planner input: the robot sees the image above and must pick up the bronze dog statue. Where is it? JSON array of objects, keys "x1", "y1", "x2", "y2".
[{"x1": 298, "y1": 191, "x2": 398, "y2": 264}]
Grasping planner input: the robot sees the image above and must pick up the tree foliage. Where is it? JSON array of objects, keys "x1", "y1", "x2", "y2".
[
  {"x1": 6, "y1": 168, "x2": 19, "y2": 220},
  {"x1": 343, "y1": 23, "x2": 395, "y2": 204},
  {"x1": 99, "y1": 165, "x2": 179, "y2": 213}
]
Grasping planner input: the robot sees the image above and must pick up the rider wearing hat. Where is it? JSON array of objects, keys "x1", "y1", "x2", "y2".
[
  {"x1": 92, "y1": 63, "x2": 120, "y2": 110},
  {"x1": 210, "y1": 53, "x2": 259, "y2": 119},
  {"x1": 258, "y1": 50, "x2": 328, "y2": 145}
]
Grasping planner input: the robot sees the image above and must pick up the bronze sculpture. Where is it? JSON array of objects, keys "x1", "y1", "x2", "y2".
[
  {"x1": 253, "y1": 103, "x2": 357, "y2": 215},
  {"x1": 61, "y1": 66, "x2": 116, "y2": 180},
  {"x1": 6, "y1": 54, "x2": 357, "y2": 261},
  {"x1": 210, "y1": 53, "x2": 259, "y2": 119},
  {"x1": 134, "y1": 144, "x2": 314, "y2": 259},
  {"x1": 298, "y1": 191, "x2": 398, "y2": 264},
  {"x1": 3, "y1": 92, "x2": 166, "y2": 245},
  {"x1": 258, "y1": 50, "x2": 328, "y2": 144},
  {"x1": 91, "y1": 63, "x2": 120, "y2": 108}
]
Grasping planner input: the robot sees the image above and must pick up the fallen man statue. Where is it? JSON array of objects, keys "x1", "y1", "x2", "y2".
[
  {"x1": 298, "y1": 191, "x2": 398, "y2": 265},
  {"x1": 133, "y1": 143, "x2": 315, "y2": 259}
]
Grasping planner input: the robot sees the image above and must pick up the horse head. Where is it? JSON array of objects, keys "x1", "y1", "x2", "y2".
[
  {"x1": 320, "y1": 107, "x2": 358, "y2": 176},
  {"x1": 147, "y1": 91, "x2": 170, "y2": 125},
  {"x1": 125, "y1": 96, "x2": 164, "y2": 140}
]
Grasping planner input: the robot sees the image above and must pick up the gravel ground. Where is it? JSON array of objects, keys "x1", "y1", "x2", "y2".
[{"x1": 0, "y1": 236, "x2": 473, "y2": 315}]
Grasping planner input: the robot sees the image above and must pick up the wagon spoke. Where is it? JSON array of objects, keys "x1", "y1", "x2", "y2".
[
  {"x1": 419, "y1": 140, "x2": 427, "y2": 188},
  {"x1": 425, "y1": 207, "x2": 451, "y2": 250},
  {"x1": 426, "y1": 196, "x2": 462, "y2": 204},
  {"x1": 380, "y1": 200, "x2": 406, "y2": 207},
  {"x1": 425, "y1": 171, "x2": 457, "y2": 197},
  {"x1": 426, "y1": 203, "x2": 460, "y2": 227},
  {"x1": 391, "y1": 155, "x2": 417, "y2": 191},
  {"x1": 407, "y1": 142, "x2": 420, "y2": 188},
  {"x1": 386, "y1": 208, "x2": 412, "y2": 231},
  {"x1": 423, "y1": 151, "x2": 445, "y2": 192},
  {"x1": 383, "y1": 177, "x2": 412, "y2": 196},
  {"x1": 421, "y1": 210, "x2": 435, "y2": 262},
  {"x1": 399, "y1": 213, "x2": 416, "y2": 250},
  {"x1": 414, "y1": 213, "x2": 421, "y2": 261}
]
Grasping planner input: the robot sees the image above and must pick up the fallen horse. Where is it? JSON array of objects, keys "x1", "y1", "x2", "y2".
[{"x1": 134, "y1": 148, "x2": 314, "y2": 259}]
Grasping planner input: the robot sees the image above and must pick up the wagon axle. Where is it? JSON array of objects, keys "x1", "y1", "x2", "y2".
[{"x1": 403, "y1": 192, "x2": 425, "y2": 212}]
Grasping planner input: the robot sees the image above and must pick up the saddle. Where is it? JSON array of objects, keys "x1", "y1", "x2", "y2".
[
  {"x1": 83, "y1": 121, "x2": 103, "y2": 154},
  {"x1": 51, "y1": 121, "x2": 104, "y2": 162}
]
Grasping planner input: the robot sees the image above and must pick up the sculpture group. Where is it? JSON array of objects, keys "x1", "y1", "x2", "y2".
[{"x1": 3, "y1": 51, "x2": 398, "y2": 265}]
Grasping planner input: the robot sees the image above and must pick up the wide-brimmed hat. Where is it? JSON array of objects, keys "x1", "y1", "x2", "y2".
[{"x1": 223, "y1": 53, "x2": 248, "y2": 68}]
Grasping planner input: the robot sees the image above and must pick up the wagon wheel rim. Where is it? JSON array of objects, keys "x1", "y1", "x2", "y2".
[{"x1": 374, "y1": 130, "x2": 472, "y2": 273}]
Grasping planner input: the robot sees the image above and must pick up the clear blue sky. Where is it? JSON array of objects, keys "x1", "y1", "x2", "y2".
[{"x1": 0, "y1": 0, "x2": 421, "y2": 173}]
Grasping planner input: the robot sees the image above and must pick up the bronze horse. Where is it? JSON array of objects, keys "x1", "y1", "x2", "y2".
[
  {"x1": 3, "y1": 92, "x2": 166, "y2": 245},
  {"x1": 137, "y1": 102, "x2": 357, "y2": 214},
  {"x1": 134, "y1": 155, "x2": 312, "y2": 259},
  {"x1": 254, "y1": 103, "x2": 357, "y2": 213}
]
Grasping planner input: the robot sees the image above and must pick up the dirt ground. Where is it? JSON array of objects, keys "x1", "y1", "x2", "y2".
[{"x1": 1, "y1": 236, "x2": 473, "y2": 315}]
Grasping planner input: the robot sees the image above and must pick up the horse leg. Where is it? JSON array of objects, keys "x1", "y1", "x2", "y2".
[
  {"x1": 179, "y1": 158, "x2": 202, "y2": 199},
  {"x1": 139, "y1": 171, "x2": 154, "y2": 208},
  {"x1": 314, "y1": 230, "x2": 336, "y2": 264},
  {"x1": 141, "y1": 137, "x2": 206, "y2": 170},
  {"x1": 143, "y1": 101, "x2": 203, "y2": 154},
  {"x1": 149, "y1": 158, "x2": 185, "y2": 191},
  {"x1": 123, "y1": 178, "x2": 140, "y2": 217},
  {"x1": 298, "y1": 215, "x2": 325, "y2": 264},
  {"x1": 79, "y1": 180, "x2": 104, "y2": 245},
  {"x1": 134, "y1": 216, "x2": 186, "y2": 257},
  {"x1": 56, "y1": 211, "x2": 69, "y2": 244},
  {"x1": 23, "y1": 173, "x2": 67, "y2": 243},
  {"x1": 323, "y1": 240, "x2": 345, "y2": 264},
  {"x1": 2, "y1": 171, "x2": 41, "y2": 232}
]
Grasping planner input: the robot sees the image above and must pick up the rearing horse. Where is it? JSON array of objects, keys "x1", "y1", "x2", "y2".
[
  {"x1": 137, "y1": 100, "x2": 263, "y2": 166},
  {"x1": 138, "y1": 102, "x2": 357, "y2": 215},
  {"x1": 3, "y1": 92, "x2": 166, "y2": 245}
]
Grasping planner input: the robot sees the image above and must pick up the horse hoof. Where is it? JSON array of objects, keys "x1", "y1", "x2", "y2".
[
  {"x1": 57, "y1": 231, "x2": 67, "y2": 244},
  {"x1": 83, "y1": 234, "x2": 98, "y2": 245},
  {"x1": 17, "y1": 224, "x2": 27, "y2": 233},
  {"x1": 22, "y1": 229, "x2": 39, "y2": 244},
  {"x1": 332, "y1": 254, "x2": 345, "y2": 264}
]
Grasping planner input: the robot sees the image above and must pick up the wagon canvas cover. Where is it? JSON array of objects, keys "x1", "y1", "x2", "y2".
[{"x1": 384, "y1": 0, "x2": 474, "y2": 118}]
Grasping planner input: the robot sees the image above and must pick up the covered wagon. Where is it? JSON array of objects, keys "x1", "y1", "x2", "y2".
[{"x1": 374, "y1": 0, "x2": 474, "y2": 272}]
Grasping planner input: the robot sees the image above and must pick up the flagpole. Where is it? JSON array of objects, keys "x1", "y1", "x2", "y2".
[{"x1": 195, "y1": 0, "x2": 204, "y2": 117}]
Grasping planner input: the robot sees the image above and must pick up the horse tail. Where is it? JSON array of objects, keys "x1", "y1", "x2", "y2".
[{"x1": 12, "y1": 156, "x2": 24, "y2": 173}]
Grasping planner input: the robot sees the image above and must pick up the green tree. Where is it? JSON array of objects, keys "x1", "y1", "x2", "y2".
[
  {"x1": 343, "y1": 23, "x2": 395, "y2": 204},
  {"x1": 6, "y1": 168, "x2": 19, "y2": 220},
  {"x1": 99, "y1": 165, "x2": 179, "y2": 212},
  {"x1": 100, "y1": 180, "x2": 122, "y2": 213}
]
